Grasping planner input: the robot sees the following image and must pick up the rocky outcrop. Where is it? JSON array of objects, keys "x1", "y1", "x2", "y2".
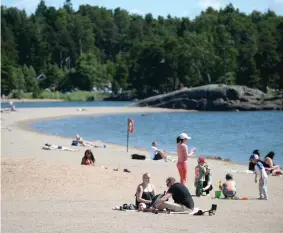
[{"x1": 133, "y1": 84, "x2": 283, "y2": 111}]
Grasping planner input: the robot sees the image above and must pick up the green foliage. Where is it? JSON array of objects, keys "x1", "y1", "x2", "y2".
[
  {"x1": 32, "y1": 86, "x2": 42, "y2": 98},
  {"x1": 22, "y1": 65, "x2": 37, "y2": 92},
  {"x1": 71, "y1": 53, "x2": 106, "y2": 90},
  {"x1": 1, "y1": 2, "x2": 283, "y2": 100},
  {"x1": 23, "y1": 90, "x2": 108, "y2": 101}
]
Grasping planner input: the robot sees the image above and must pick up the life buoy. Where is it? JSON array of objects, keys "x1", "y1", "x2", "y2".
[{"x1": 128, "y1": 119, "x2": 134, "y2": 133}]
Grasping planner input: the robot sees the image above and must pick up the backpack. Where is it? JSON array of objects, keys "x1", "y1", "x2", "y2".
[
  {"x1": 71, "y1": 140, "x2": 79, "y2": 146},
  {"x1": 131, "y1": 154, "x2": 146, "y2": 160}
]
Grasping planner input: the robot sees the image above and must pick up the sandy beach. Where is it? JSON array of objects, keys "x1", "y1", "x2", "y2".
[
  {"x1": 1, "y1": 106, "x2": 283, "y2": 233},
  {"x1": 1, "y1": 98, "x2": 64, "y2": 103}
]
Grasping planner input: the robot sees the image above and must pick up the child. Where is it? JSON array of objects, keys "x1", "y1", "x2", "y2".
[
  {"x1": 195, "y1": 157, "x2": 206, "y2": 196},
  {"x1": 202, "y1": 165, "x2": 213, "y2": 195},
  {"x1": 220, "y1": 173, "x2": 237, "y2": 198},
  {"x1": 250, "y1": 154, "x2": 268, "y2": 200},
  {"x1": 81, "y1": 149, "x2": 95, "y2": 166}
]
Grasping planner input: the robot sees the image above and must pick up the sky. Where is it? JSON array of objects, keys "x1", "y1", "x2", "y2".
[{"x1": 2, "y1": 0, "x2": 283, "y2": 18}]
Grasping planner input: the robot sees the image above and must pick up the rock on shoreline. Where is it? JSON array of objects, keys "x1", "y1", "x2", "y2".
[{"x1": 133, "y1": 84, "x2": 283, "y2": 111}]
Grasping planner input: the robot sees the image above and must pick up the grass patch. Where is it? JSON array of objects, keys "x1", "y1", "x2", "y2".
[{"x1": 21, "y1": 91, "x2": 110, "y2": 101}]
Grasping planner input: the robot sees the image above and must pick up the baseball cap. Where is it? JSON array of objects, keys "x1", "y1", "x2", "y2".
[
  {"x1": 249, "y1": 154, "x2": 259, "y2": 160},
  {"x1": 198, "y1": 157, "x2": 206, "y2": 163},
  {"x1": 226, "y1": 173, "x2": 233, "y2": 180},
  {"x1": 179, "y1": 133, "x2": 191, "y2": 140}
]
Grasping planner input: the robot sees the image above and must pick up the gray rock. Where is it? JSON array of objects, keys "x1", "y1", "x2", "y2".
[{"x1": 133, "y1": 84, "x2": 283, "y2": 111}]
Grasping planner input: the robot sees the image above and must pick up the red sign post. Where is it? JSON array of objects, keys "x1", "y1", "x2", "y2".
[{"x1": 127, "y1": 118, "x2": 134, "y2": 152}]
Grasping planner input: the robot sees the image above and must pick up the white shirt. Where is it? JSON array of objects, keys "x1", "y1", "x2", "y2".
[
  {"x1": 149, "y1": 146, "x2": 158, "y2": 159},
  {"x1": 254, "y1": 161, "x2": 268, "y2": 179}
]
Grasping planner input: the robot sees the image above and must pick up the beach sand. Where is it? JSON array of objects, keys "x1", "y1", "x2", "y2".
[
  {"x1": 1, "y1": 107, "x2": 283, "y2": 233},
  {"x1": 1, "y1": 98, "x2": 63, "y2": 103}
]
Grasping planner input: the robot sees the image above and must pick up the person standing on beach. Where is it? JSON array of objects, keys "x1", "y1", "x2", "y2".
[
  {"x1": 250, "y1": 154, "x2": 268, "y2": 200},
  {"x1": 177, "y1": 133, "x2": 196, "y2": 185}
]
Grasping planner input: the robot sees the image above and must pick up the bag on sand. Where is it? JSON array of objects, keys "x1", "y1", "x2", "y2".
[
  {"x1": 71, "y1": 140, "x2": 79, "y2": 146},
  {"x1": 131, "y1": 154, "x2": 146, "y2": 160}
]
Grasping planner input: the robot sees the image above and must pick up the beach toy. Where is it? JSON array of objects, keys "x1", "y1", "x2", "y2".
[
  {"x1": 215, "y1": 190, "x2": 222, "y2": 199},
  {"x1": 102, "y1": 165, "x2": 108, "y2": 169},
  {"x1": 241, "y1": 196, "x2": 248, "y2": 200}
]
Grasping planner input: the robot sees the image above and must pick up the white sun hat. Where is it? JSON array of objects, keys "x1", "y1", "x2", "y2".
[{"x1": 179, "y1": 133, "x2": 191, "y2": 140}]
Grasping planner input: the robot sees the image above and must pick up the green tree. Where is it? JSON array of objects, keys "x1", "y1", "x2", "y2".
[
  {"x1": 22, "y1": 65, "x2": 37, "y2": 92},
  {"x1": 71, "y1": 53, "x2": 105, "y2": 90}
]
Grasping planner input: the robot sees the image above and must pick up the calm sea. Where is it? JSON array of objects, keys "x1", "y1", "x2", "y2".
[{"x1": 29, "y1": 106, "x2": 283, "y2": 166}]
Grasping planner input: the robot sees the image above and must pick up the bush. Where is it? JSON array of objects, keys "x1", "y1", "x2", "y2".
[
  {"x1": 20, "y1": 90, "x2": 110, "y2": 101},
  {"x1": 32, "y1": 88, "x2": 42, "y2": 98},
  {"x1": 10, "y1": 90, "x2": 23, "y2": 99}
]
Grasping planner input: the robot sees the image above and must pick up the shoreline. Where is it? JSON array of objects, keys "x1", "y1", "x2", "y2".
[
  {"x1": 18, "y1": 107, "x2": 246, "y2": 167},
  {"x1": 1, "y1": 98, "x2": 66, "y2": 103}
]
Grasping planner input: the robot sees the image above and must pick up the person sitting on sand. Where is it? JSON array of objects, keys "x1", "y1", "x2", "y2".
[
  {"x1": 195, "y1": 157, "x2": 206, "y2": 197},
  {"x1": 42, "y1": 143, "x2": 78, "y2": 151},
  {"x1": 75, "y1": 134, "x2": 97, "y2": 147},
  {"x1": 264, "y1": 152, "x2": 283, "y2": 176},
  {"x1": 149, "y1": 141, "x2": 167, "y2": 161},
  {"x1": 136, "y1": 173, "x2": 156, "y2": 211},
  {"x1": 219, "y1": 173, "x2": 237, "y2": 199},
  {"x1": 81, "y1": 149, "x2": 95, "y2": 166},
  {"x1": 155, "y1": 177, "x2": 199, "y2": 214},
  {"x1": 9, "y1": 101, "x2": 16, "y2": 111},
  {"x1": 202, "y1": 165, "x2": 213, "y2": 195}
]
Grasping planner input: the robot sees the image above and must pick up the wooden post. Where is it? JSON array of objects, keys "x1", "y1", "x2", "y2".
[{"x1": 126, "y1": 118, "x2": 129, "y2": 152}]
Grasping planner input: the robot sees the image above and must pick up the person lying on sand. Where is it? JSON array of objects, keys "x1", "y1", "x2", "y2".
[
  {"x1": 76, "y1": 108, "x2": 87, "y2": 112},
  {"x1": 75, "y1": 134, "x2": 98, "y2": 147},
  {"x1": 81, "y1": 149, "x2": 95, "y2": 166},
  {"x1": 42, "y1": 143, "x2": 78, "y2": 151},
  {"x1": 135, "y1": 173, "x2": 157, "y2": 211},
  {"x1": 155, "y1": 177, "x2": 199, "y2": 214},
  {"x1": 149, "y1": 141, "x2": 167, "y2": 161}
]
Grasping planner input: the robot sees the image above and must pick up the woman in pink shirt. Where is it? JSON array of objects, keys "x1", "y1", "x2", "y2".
[{"x1": 177, "y1": 133, "x2": 195, "y2": 185}]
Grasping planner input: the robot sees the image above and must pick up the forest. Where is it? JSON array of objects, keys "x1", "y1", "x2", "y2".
[{"x1": 1, "y1": 0, "x2": 283, "y2": 99}]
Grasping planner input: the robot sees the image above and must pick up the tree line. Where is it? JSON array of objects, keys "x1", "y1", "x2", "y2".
[{"x1": 1, "y1": 0, "x2": 283, "y2": 99}]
